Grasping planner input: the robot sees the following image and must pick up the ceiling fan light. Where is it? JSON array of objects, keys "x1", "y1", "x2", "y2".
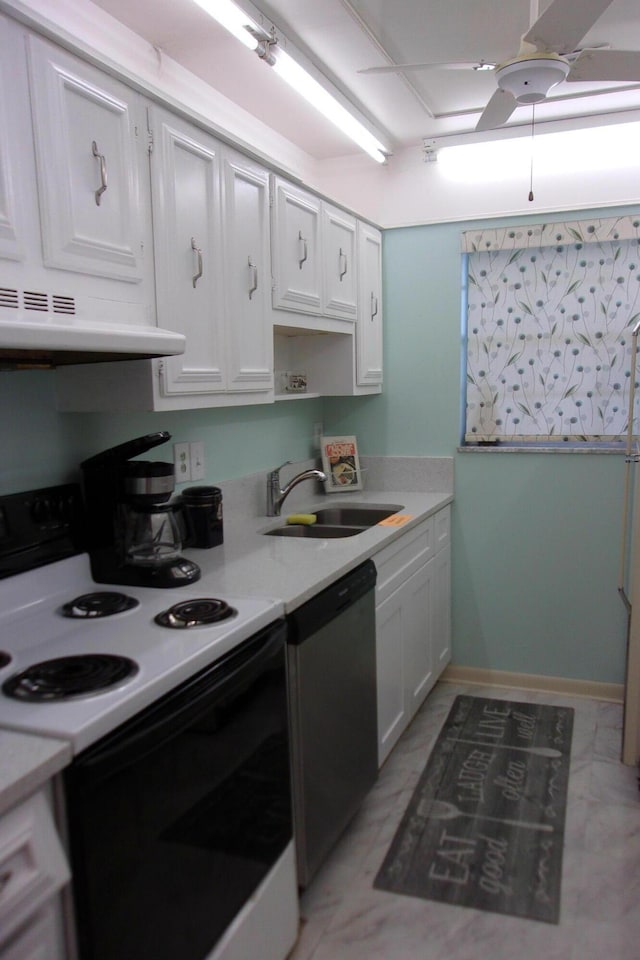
[{"x1": 496, "y1": 56, "x2": 570, "y2": 104}]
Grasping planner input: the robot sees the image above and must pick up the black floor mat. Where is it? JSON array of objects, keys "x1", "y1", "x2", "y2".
[{"x1": 374, "y1": 695, "x2": 574, "y2": 923}]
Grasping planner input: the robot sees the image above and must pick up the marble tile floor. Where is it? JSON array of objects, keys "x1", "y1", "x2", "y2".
[{"x1": 288, "y1": 681, "x2": 640, "y2": 960}]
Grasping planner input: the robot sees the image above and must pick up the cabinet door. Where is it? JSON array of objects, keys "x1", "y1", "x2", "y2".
[
  {"x1": 0, "y1": 16, "x2": 28, "y2": 264},
  {"x1": 321, "y1": 203, "x2": 357, "y2": 321},
  {"x1": 376, "y1": 562, "x2": 434, "y2": 766},
  {"x1": 433, "y1": 542, "x2": 452, "y2": 677},
  {"x1": 404, "y1": 561, "x2": 434, "y2": 717},
  {"x1": 376, "y1": 589, "x2": 408, "y2": 767},
  {"x1": 271, "y1": 177, "x2": 322, "y2": 315},
  {"x1": 26, "y1": 34, "x2": 145, "y2": 283},
  {"x1": 1, "y1": 904, "x2": 66, "y2": 960},
  {"x1": 150, "y1": 108, "x2": 225, "y2": 396},
  {"x1": 356, "y1": 222, "x2": 383, "y2": 386},
  {"x1": 221, "y1": 149, "x2": 272, "y2": 392}
]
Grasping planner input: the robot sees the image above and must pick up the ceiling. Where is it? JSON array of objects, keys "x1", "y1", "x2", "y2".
[{"x1": 91, "y1": 0, "x2": 640, "y2": 161}]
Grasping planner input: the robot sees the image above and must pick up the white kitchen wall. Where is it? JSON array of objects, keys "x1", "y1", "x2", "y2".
[
  {"x1": 8, "y1": 0, "x2": 639, "y2": 231},
  {"x1": 314, "y1": 138, "x2": 640, "y2": 228}
]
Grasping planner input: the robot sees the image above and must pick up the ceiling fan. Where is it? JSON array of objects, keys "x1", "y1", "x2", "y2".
[{"x1": 358, "y1": 0, "x2": 640, "y2": 131}]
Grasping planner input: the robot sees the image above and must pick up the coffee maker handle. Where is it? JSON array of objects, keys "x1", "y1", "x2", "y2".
[
  {"x1": 172, "y1": 498, "x2": 193, "y2": 549},
  {"x1": 81, "y1": 432, "x2": 172, "y2": 469}
]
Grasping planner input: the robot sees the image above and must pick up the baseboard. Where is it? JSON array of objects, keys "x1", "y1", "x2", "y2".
[{"x1": 441, "y1": 664, "x2": 624, "y2": 704}]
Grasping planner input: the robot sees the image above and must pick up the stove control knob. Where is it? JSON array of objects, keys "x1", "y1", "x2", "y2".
[{"x1": 30, "y1": 496, "x2": 51, "y2": 525}]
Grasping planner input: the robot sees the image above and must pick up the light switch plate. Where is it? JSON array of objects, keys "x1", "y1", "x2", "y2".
[{"x1": 190, "y1": 441, "x2": 205, "y2": 481}]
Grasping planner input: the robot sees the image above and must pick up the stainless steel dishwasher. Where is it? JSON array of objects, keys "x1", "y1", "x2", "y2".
[{"x1": 286, "y1": 559, "x2": 378, "y2": 887}]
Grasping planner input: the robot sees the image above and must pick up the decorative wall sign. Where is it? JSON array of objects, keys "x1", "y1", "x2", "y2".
[{"x1": 374, "y1": 695, "x2": 574, "y2": 923}]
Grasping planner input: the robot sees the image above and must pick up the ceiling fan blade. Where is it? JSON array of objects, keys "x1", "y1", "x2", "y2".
[
  {"x1": 523, "y1": 0, "x2": 616, "y2": 54},
  {"x1": 358, "y1": 61, "x2": 492, "y2": 75},
  {"x1": 475, "y1": 88, "x2": 518, "y2": 131},
  {"x1": 566, "y1": 49, "x2": 640, "y2": 82}
]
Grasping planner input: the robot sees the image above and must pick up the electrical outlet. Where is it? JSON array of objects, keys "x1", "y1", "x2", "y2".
[
  {"x1": 173, "y1": 442, "x2": 191, "y2": 482},
  {"x1": 190, "y1": 441, "x2": 205, "y2": 481},
  {"x1": 313, "y1": 422, "x2": 323, "y2": 450}
]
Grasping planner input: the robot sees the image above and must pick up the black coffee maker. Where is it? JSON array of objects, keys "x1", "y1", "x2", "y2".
[{"x1": 81, "y1": 432, "x2": 200, "y2": 588}]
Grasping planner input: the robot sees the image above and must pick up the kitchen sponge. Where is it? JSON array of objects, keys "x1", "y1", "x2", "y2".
[{"x1": 286, "y1": 513, "x2": 317, "y2": 525}]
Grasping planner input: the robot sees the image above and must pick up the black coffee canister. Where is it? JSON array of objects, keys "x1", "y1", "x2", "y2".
[{"x1": 182, "y1": 486, "x2": 223, "y2": 548}]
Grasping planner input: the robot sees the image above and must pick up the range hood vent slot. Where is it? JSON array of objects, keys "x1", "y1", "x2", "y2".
[
  {"x1": 24, "y1": 290, "x2": 49, "y2": 312},
  {"x1": 52, "y1": 295, "x2": 75, "y2": 316},
  {"x1": 0, "y1": 288, "x2": 19, "y2": 309}
]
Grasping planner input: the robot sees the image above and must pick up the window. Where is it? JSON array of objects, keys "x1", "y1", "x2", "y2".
[{"x1": 463, "y1": 216, "x2": 640, "y2": 444}]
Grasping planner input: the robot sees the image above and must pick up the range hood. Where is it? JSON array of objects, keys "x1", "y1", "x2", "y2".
[{"x1": 0, "y1": 295, "x2": 185, "y2": 368}]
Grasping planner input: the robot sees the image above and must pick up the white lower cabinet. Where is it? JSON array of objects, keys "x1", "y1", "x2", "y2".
[
  {"x1": 0, "y1": 903, "x2": 66, "y2": 960},
  {"x1": 0, "y1": 788, "x2": 70, "y2": 960},
  {"x1": 374, "y1": 506, "x2": 451, "y2": 767}
]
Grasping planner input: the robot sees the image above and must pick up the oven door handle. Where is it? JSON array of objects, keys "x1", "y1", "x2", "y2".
[{"x1": 70, "y1": 622, "x2": 286, "y2": 783}]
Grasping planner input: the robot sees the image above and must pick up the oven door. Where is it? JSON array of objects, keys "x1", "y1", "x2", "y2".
[{"x1": 63, "y1": 620, "x2": 291, "y2": 960}]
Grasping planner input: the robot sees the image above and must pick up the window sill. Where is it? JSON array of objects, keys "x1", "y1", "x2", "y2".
[{"x1": 458, "y1": 442, "x2": 627, "y2": 455}]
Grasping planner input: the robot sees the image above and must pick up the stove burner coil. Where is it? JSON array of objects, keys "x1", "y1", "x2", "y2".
[
  {"x1": 2, "y1": 654, "x2": 139, "y2": 701},
  {"x1": 61, "y1": 592, "x2": 139, "y2": 619},
  {"x1": 154, "y1": 598, "x2": 237, "y2": 628}
]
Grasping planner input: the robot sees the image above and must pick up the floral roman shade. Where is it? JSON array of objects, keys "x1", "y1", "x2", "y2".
[{"x1": 463, "y1": 215, "x2": 640, "y2": 442}]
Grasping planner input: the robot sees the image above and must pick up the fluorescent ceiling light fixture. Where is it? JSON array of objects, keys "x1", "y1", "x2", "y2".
[
  {"x1": 193, "y1": 0, "x2": 388, "y2": 163},
  {"x1": 192, "y1": 0, "x2": 259, "y2": 50},
  {"x1": 269, "y1": 48, "x2": 387, "y2": 163},
  {"x1": 438, "y1": 122, "x2": 640, "y2": 182}
]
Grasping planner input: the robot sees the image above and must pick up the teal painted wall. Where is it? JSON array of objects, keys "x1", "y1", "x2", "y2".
[
  {"x1": 324, "y1": 205, "x2": 640, "y2": 685},
  {"x1": 2, "y1": 203, "x2": 636, "y2": 685},
  {"x1": 0, "y1": 371, "x2": 324, "y2": 494}
]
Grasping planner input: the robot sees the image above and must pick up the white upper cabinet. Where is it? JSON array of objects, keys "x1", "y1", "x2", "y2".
[
  {"x1": 221, "y1": 147, "x2": 272, "y2": 392},
  {"x1": 321, "y1": 203, "x2": 357, "y2": 321},
  {"x1": 356, "y1": 222, "x2": 383, "y2": 386},
  {"x1": 0, "y1": 17, "x2": 27, "y2": 264},
  {"x1": 151, "y1": 111, "x2": 272, "y2": 402},
  {"x1": 150, "y1": 106, "x2": 225, "y2": 398},
  {"x1": 57, "y1": 114, "x2": 274, "y2": 411},
  {"x1": 0, "y1": 18, "x2": 179, "y2": 355},
  {"x1": 27, "y1": 33, "x2": 146, "y2": 284},
  {"x1": 270, "y1": 178, "x2": 360, "y2": 327},
  {"x1": 271, "y1": 177, "x2": 322, "y2": 315}
]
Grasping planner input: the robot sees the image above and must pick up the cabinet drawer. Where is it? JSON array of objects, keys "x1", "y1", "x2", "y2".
[
  {"x1": 373, "y1": 517, "x2": 434, "y2": 604},
  {"x1": 0, "y1": 791, "x2": 69, "y2": 946}
]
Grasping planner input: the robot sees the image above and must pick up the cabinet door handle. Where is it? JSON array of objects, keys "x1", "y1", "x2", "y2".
[
  {"x1": 371, "y1": 292, "x2": 378, "y2": 320},
  {"x1": 191, "y1": 238, "x2": 203, "y2": 288},
  {"x1": 298, "y1": 230, "x2": 308, "y2": 269},
  {"x1": 91, "y1": 140, "x2": 107, "y2": 206},
  {"x1": 339, "y1": 247, "x2": 348, "y2": 281},
  {"x1": 248, "y1": 257, "x2": 258, "y2": 299}
]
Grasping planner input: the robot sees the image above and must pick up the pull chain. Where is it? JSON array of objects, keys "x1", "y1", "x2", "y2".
[{"x1": 528, "y1": 104, "x2": 535, "y2": 202}]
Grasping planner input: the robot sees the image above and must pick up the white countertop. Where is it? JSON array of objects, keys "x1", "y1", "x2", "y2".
[
  {"x1": 0, "y1": 729, "x2": 71, "y2": 816},
  {"x1": 0, "y1": 472, "x2": 453, "y2": 813},
  {"x1": 186, "y1": 489, "x2": 453, "y2": 611}
]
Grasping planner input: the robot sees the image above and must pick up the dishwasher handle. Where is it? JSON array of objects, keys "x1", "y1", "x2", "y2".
[{"x1": 287, "y1": 559, "x2": 376, "y2": 644}]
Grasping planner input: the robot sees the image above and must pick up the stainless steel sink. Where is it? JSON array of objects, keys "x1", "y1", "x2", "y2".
[
  {"x1": 310, "y1": 504, "x2": 404, "y2": 527},
  {"x1": 263, "y1": 503, "x2": 405, "y2": 539},
  {"x1": 264, "y1": 524, "x2": 364, "y2": 539}
]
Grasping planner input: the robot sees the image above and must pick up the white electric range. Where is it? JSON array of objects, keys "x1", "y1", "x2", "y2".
[
  {"x1": 0, "y1": 483, "x2": 298, "y2": 960},
  {"x1": 0, "y1": 551, "x2": 283, "y2": 754}
]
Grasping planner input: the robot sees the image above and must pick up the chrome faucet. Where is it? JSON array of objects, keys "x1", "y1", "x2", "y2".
[{"x1": 266, "y1": 461, "x2": 327, "y2": 517}]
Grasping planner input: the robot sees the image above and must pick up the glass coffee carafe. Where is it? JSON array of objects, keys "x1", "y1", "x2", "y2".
[{"x1": 122, "y1": 502, "x2": 184, "y2": 568}]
